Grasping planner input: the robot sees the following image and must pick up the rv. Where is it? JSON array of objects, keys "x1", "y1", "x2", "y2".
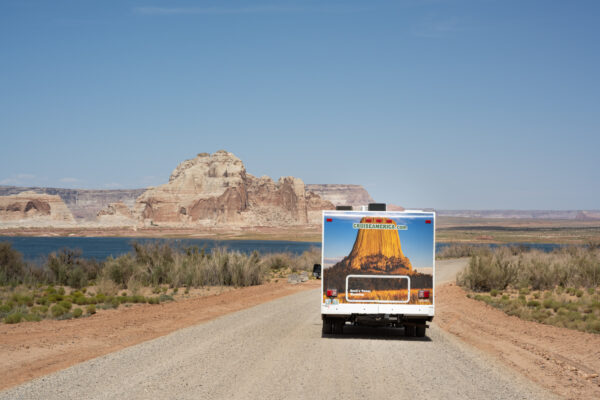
[{"x1": 320, "y1": 204, "x2": 435, "y2": 337}]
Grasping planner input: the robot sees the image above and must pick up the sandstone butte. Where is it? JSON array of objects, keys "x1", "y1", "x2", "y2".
[{"x1": 132, "y1": 150, "x2": 334, "y2": 227}]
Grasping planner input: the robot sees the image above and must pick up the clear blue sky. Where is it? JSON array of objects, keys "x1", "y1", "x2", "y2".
[{"x1": 1, "y1": 0, "x2": 598, "y2": 209}]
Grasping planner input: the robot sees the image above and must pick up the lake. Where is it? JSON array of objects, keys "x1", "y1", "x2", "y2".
[{"x1": 0, "y1": 236, "x2": 567, "y2": 262}]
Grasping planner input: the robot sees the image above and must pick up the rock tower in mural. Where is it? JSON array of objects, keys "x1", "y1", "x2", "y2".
[{"x1": 334, "y1": 216, "x2": 412, "y2": 274}]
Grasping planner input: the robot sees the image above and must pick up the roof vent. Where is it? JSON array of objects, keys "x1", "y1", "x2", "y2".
[{"x1": 336, "y1": 205, "x2": 353, "y2": 210}]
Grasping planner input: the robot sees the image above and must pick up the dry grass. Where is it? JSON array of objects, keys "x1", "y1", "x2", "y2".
[
  {"x1": 468, "y1": 286, "x2": 600, "y2": 334},
  {"x1": 458, "y1": 245, "x2": 600, "y2": 292}
]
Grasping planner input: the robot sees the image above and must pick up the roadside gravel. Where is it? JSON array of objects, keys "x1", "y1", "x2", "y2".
[{"x1": 1, "y1": 287, "x2": 555, "y2": 400}]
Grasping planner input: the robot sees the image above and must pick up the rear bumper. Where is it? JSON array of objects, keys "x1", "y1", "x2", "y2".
[{"x1": 321, "y1": 303, "x2": 434, "y2": 317}]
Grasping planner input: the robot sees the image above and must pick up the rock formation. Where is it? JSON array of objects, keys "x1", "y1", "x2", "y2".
[
  {"x1": 305, "y1": 184, "x2": 374, "y2": 207},
  {"x1": 134, "y1": 150, "x2": 334, "y2": 227},
  {"x1": 96, "y1": 202, "x2": 135, "y2": 226},
  {"x1": 0, "y1": 186, "x2": 145, "y2": 220},
  {"x1": 0, "y1": 191, "x2": 75, "y2": 225}
]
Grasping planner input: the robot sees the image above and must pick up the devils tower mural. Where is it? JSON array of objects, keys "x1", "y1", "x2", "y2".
[{"x1": 322, "y1": 213, "x2": 433, "y2": 304}]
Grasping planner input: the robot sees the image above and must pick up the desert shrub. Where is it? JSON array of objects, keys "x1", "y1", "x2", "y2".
[
  {"x1": 73, "y1": 308, "x2": 83, "y2": 318},
  {"x1": 527, "y1": 300, "x2": 541, "y2": 308},
  {"x1": 23, "y1": 313, "x2": 41, "y2": 322},
  {"x1": 105, "y1": 254, "x2": 140, "y2": 287},
  {"x1": 158, "y1": 294, "x2": 174, "y2": 303},
  {"x1": 0, "y1": 242, "x2": 26, "y2": 285},
  {"x1": 96, "y1": 278, "x2": 119, "y2": 296},
  {"x1": 490, "y1": 289, "x2": 499, "y2": 297},
  {"x1": 459, "y1": 246, "x2": 600, "y2": 291},
  {"x1": 110, "y1": 297, "x2": 119, "y2": 309},
  {"x1": 47, "y1": 249, "x2": 101, "y2": 288},
  {"x1": 132, "y1": 241, "x2": 175, "y2": 285},
  {"x1": 31, "y1": 305, "x2": 48, "y2": 315},
  {"x1": 437, "y1": 244, "x2": 481, "y2": 259},
  {"x1": 58, "y1": 300, "x2": 72, "y2": 310},
  {"x1": 86, "y1": 304, "x2": 96, "y2": 315},
  {"x1": 457, "y1": 247, "x2": 517, "y2": 291},
  {"x1": 51, "y1": 304, "x2": 68, "y2": 317},
  {"x1": 4, "y1": 312, "x2": 23, "y2": 324}
]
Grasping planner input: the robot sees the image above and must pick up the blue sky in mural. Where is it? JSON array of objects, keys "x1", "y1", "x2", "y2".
[{"x1": 322, "y1": 212, "x2": 434, "y2": 270}]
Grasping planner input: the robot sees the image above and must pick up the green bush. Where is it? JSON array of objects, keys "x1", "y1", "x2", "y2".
[
  {"x1": 58, "y1": 300, "x2": 72, "y2": 310},
  {"x1": 73, "y1": 308, "x2": 83, "y2": 318},
  {"x1": 0, "y1": 242, "x2": 26, "y2": 285},
  {"x1": 519, "y1": 287, "x2": 530, "y2": 295},
  {"x1": 490, "y1": 289, "x2": 500, "y2": 297},
  {"x1": 23, "y1": 313, "x2": 41, "y2": 322},
  {"x1": 51, "y1": 304, "x2": 68, "y2": 317},
  {"x1": 110, "y1": 298, "x2": 120, "y2": 309},
  {"x1": 86, "y1": 304, "x2": 96, "y2": 315},
  {"x1": 4, "y1": 312, "x2": 24, "y2": 324},
  {"x1": 527, "y1": 300, "x2": 541, "y2": 308}
]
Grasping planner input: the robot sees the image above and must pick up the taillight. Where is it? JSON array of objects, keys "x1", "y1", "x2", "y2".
[
  {"x1": 386, "y1": 219, "x2": 393, "y2": 223},
  {"x1": 326, "y1": 218, "x2": 332, "y2": 222},
  {"x1": 418, "y1": 290, "x2": 430, "y2": 299},
  {"x1": 326, "y1": 289, "x2": 338, "y2": 297}
]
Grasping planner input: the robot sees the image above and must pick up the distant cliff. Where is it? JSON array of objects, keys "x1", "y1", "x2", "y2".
[
  {"x1": 305, "y1": 184, "x2": 374, "y2": 207},
  {"x1": 0, "y1": 186, "x2": 145, "y2": 220},
  {"x1": 0, "y1": 191, "x2": 75, "y2": 226}
]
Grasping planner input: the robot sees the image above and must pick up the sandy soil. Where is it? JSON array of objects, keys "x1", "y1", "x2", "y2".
[
  {"x1": 0, "y1": 279, "x2": 320, "y2": 391},
  {"x1": 437, "y1": 283, "x2": 600, "y2": 399}
]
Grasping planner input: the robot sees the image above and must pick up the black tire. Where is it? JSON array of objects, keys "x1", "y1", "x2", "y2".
[
  {"x1": 332, "y1": 319, "x2": 344, "y2": 335},
  {"x1": 404, "y1": 325, "x2": 416, "y2": 337},
  {"x1": 416, "y1": 325, "x2": 426, "y2": 337},
  {"x1": 322, "y1": 318, "x2": 332, "y2": 334}
]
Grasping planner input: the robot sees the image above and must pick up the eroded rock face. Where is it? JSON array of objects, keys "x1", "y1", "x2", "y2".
[
  {"x1": 97, "y1": 202, "x2": 133, "y2": 218},
  {"x1": 305, "y1": 184, "x2": 374, "y2": 208},
  {"x1": 0, "y1": 191, "x2": 75, "y2": 224},
  {"x1": 134, "y1": 150, "x2": 334, "y2": 226}
]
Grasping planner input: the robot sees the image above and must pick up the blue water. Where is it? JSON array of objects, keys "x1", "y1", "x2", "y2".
[
  {"x1": 1, "y1": 237, "x2": 321, "y2": 262},
  {"x1": 0, "y1": 237, "x2": 567, "y2": 262}
]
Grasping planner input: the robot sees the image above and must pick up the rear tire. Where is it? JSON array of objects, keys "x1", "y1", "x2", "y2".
[
  {"x1": 332, "y1": 319, "x2": 344, "y2": 335},
  {"x1": 416, "y1": 325, "x2": 426, "y2": 337},
  {"x1": 322, "y1": 318, "x2": 332, "y2": 334}
]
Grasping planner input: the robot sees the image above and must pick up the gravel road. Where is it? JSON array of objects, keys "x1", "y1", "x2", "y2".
[{"x1": 2, "y1": 268, "x2": 555, "y2": 400}]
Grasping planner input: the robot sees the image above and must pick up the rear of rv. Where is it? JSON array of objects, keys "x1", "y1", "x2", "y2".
[{"x1": 320, "y1": 209, "x2": 435, "y2": 336}]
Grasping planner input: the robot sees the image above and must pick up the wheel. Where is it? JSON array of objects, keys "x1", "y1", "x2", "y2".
[
  {"x1": 332, "y1": 319, "x2": 344, "y2": 335},
  {"x1": 322, "y1": 318, "x2": 332, "y2": 334},
  {"x1": 416, "y1": 325, "x2": 426, "y2": 337},
  {"x1": 404, "y1": 325, "x2": 416, "y2": 337}
]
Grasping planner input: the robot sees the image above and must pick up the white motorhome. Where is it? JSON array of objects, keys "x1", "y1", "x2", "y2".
[{"x1": 320, "y1": 204, "x2": 435, "y2": 337}]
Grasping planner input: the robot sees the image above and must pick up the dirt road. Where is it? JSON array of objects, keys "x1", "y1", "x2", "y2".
[{"x1": 1, "y1": 287, "x2": 553, "y2": 399}]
